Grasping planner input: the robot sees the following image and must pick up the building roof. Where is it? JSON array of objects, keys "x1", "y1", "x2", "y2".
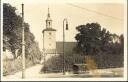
[
  {"x1": 56, "y1": 42, "x2": 76, "y2": 54},
  {"x1": 42, "y1": 28, "x2": 56, "y2": 33}
]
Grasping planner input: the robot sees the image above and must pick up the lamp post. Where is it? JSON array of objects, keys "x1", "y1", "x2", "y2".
[
  {"x1": 63, "y1": 18, "x2": 68, "y2": 75},
  {"x1": 42, "y1": 32, "x2": 46, "y2": 73},
  {"x1": 21, "y1": 3, "x2": 25, "y2": 79}
]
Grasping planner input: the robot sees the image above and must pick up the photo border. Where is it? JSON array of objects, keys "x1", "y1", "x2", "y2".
[{"x1": 1, "y1": 0, "x2": 127, "y2": 81}]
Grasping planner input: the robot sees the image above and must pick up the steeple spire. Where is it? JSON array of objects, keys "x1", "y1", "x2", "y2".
[
  {"x1": 47, "y1": 7, "x2": 50, "y2": 18},
  {"x1": 48, "y1": 7, "x2": 49, "y2": 13},
  {"x1": 46, "y1": 6, "x2": 52, "y2": 28}
]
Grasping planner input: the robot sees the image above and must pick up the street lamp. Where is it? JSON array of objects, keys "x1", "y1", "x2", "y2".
[{"x1": 63, "y1": 18, "x2": 68, "y2": 75}]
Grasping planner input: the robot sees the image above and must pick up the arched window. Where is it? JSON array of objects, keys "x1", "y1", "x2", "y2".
[{"x1": 48, "y1": 22, "x2": 50, "y2": 26}]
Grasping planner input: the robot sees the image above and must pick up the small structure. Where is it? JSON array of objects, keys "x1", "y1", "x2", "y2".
[
  {"x1": 73, "y1": 64, "x2": 88, "y2": 74},
  {"x1": 73, "y1": 64, "x2": 79, "y2": 74}
]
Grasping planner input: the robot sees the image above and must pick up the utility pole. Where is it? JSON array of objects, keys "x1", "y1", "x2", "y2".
[
  {"x1": 63, "y1": 18, "x2": 68, "y2": 75},
  {"x1": 21, "y1": 3, "x2": 25, "y2": 79}
]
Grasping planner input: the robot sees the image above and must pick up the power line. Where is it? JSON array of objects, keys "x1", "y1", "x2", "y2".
[{"x1": 66, "y1": 3, "x2": 123, "y2": 21}]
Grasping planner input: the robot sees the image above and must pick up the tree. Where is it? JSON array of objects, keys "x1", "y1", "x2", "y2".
[
  {"x1": 75, "y1": 23, "x2": 112, "y2": 69},
  {"x1": 74, "y1": 23, "x2": 105, "y2": 70},
  {"x1": 100, "y1": 28, "x2": 112, "y2": 53},
  {"x1": 3, "y1": 3, "x2": 41, "y2": 62},
  {"x1": 74, "y1": 22, "x2": 124, "y2": 68},
  {"x1": 3, "y1": 3, "x2": 42, "y2": 75},
  {"x1": 3, "y1": 3, "x2": 22, "y2": 53},
  {"x1": 119, "y1": 34, "x2": 124, "y2": 53},
  {"x1": 75, "y1": 23, "x2": 102, "y2": 56}
]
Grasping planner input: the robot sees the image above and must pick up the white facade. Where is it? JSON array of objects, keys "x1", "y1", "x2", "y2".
[{"x1": 44, "y1": 31, "x2": 56, "y2": 50}]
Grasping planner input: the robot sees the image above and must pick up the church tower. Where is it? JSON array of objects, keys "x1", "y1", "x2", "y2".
[{"x1": 42, "y1": 8, "x2": 57, "y2": 60}]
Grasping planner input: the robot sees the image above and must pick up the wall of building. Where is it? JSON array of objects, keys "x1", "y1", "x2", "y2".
[{"x1": 44, "y1": 31, "x2": 56, "y2": 50}]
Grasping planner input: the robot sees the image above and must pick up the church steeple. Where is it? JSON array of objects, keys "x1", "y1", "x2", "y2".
[
  {"x1": 42, "y1": 6, "x2": 57, "y2": 65},
  {"x1": 47, "y1": 7, "x2": 50, "y2": 18},
  {"x1": 46, "y1": 7, "x2": 52, "y2": 28}
]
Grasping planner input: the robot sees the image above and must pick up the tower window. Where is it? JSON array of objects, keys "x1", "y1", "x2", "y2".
[{"x1": 48, "y1": 22, "x2": 50, "y2": 26}]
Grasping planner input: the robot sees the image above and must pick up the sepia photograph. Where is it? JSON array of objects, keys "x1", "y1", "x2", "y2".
[{"x1": 1, "y1": 0, "x2": 127, "y2": 81}]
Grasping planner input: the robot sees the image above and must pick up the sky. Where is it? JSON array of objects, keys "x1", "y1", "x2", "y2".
[{"x1": 3, "y1": 0, "x2": 125, "y2": 50}]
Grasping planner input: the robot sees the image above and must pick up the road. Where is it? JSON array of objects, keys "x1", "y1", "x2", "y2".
[{"x1": 2, "y1": 64, "x2": 123, "y2": 80}]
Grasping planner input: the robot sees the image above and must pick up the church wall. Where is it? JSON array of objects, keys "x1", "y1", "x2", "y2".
[{"x1": 44, "y1": 31, "x2": 56, "y2": 50}]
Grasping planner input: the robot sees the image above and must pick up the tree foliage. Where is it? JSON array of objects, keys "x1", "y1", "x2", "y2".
[
  {"x1": 74, "y1": 22, "x2": 123, "y2": 56},
  {"x1": 3, "y1": 3, "x2": 41, "y2": 62}
]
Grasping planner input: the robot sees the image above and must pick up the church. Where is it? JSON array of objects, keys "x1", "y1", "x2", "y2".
[
  {"x1": 41, "y1": 8, "x2": 76, "y2": 72},
  {"x1": 42, "y1": 8, "x2": 58, "y2": 63}
]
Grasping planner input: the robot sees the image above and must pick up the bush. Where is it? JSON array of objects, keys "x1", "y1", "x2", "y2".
[
  {"x1": 3, "y1": 56, "x2": 36, "y2": 76},
  {"x1": 3, "y1": 57, "x2": 22, "y2": 76}
]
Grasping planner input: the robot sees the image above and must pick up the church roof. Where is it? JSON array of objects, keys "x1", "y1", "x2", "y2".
[
  {"x1": 56, "y1": 42, "x2": 76, "y2": 54},
  {"x1": 42, "y1": 28, "x2": 56, "y2": 33}
]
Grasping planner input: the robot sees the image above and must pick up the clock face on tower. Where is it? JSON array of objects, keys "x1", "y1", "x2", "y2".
[
  {"x1": 48, "y1": 32, "x2": 52, "y2": 47},
  {"x1": 49, "y1": 32, "x2": 52, "y2": 35},
  {"x1": 49, "y1": 32, "x2": 52, "y2": 40}
]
